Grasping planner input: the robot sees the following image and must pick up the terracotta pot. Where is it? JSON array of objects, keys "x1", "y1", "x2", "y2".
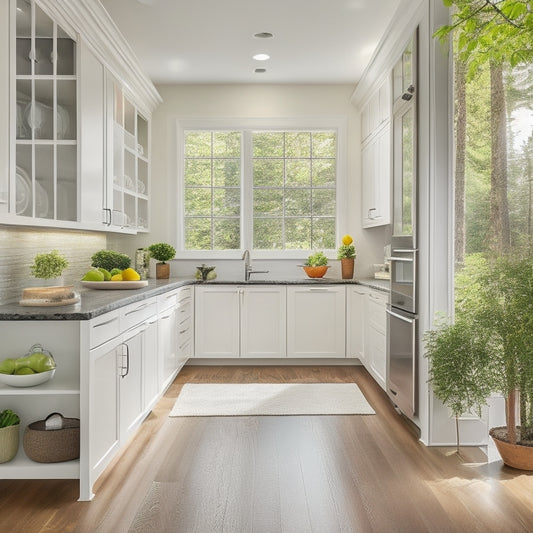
[
  {"x1": 490, "y1": 427, "x2": 533, "y2": 470},
  {"x1": 341, "y1": 257, "x2": 355, "y2": 279},
  {"x1": 156, "y1": 262, "x2": 170, "y2": 279},
  {"x1": 302, "y1": 265, "x2": 329, "y2": 278}
]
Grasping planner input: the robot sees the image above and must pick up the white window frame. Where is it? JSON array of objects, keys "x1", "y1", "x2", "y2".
[{"x1": 175, "y1": 116, "x2": 348, "y2": 260}]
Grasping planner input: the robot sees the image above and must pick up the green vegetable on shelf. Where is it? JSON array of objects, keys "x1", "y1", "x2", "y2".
[{"x1": 0, "y1": 409, "x2": 20, "y2": 428}]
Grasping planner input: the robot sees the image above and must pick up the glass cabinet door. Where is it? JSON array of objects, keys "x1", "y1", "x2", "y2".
[{"x1": 13, "y1": 0, "x2": 77, "y2": 221}]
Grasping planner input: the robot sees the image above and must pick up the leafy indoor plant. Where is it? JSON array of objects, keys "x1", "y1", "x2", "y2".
[
  {"x1": 337, "y1": 234, "x2": 356, "y2": 279},
  {"x1": 0, "y1": 409, "x2": 21, "y2": 464},
  {"x1": 425, "y1": 255, "x2": 533, "y2": 467},
  {"x1": 147, "y1": 242, "x2": 176, "y2": 279},
  {"x1": 302, "y1": 251, "x2": 329, "y2": 278},
  {"x1": 91, "y1": 250, "x2": 131, "y2": 272},
  {"x1": 30, "y1": 250, "x2": 68, "y2": 281}
]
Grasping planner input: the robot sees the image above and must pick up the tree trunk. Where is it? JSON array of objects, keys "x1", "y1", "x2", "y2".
[
  {"x1": 489, "y1": 62, "x2": 511, "y2": 255},
  {"x1": 454, "y1": 58, "x2": 467, "y2": 267},
  {"x1": 507, "y1": 388, "x2": 517, "y2": 445}
]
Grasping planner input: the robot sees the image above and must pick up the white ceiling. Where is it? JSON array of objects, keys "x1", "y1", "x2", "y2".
[{"x1": 99, "y1": 0, "x2": 402, "y2": 85}]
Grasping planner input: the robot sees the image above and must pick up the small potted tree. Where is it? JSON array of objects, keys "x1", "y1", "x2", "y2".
[
  {"x1": 30, "y1": 249, "x2": 69, "y2": 285},
  {"x1": 147, "y1": 242, "x2": 176, "y2": 279},
  {"x1": 337, "y1": 234, "x2": 356, "y2": 279}
]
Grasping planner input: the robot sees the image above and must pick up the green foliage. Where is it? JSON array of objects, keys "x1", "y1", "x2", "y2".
[
  {"x1": 0, "y1": 409, "x2": 20, "y2": 428},
  {"x1": 30, "y1": 250, "x2": 68, "y2": 279},
  {"x1": 304, "y1": 251, "x2": 328, "y2": 266},
  {"x1": 337, "y1": 244, "x2": 356, "y2": 259},
  {"x1": 91, "y1": 250, "x2": 131, "y2": 272},
  {"x1": 147, "y1": 242, "x2": 176, "y2": 263}
]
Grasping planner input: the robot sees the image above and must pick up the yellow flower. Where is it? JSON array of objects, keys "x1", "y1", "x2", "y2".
[{"x1": 342, "y1": 234, "x2": 353, "y2": 246}]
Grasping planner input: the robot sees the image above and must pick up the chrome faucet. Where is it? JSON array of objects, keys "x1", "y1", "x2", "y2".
[{"x1": 242, "y1": 249, "x2": 269, "y2": 281}]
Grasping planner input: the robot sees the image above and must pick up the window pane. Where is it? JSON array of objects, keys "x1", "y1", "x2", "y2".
[
  {"x1": 286, "y1": 159, "x2": 311, "y2": 187},
  {"x1": 185, "y1": 217, "x2": 212, "y2": 249},
  {"x1": 253, "y1": 132, "x2": 284, "y2": 157},
  {"x1": 285, "y1": 218, "x2": 311, "y2": 249},
  {"x1": 312, "y1": 189, "x2": 336, "y2": 216},
  {"x1": 185, "y1": 131, "x2": 211, "y2": 157},
  {"x1": 312, "y1": 132, "x2": 336, "y2": 158},
  {"x1": 213, "y1": 188, "x2": 240, "y2": 216},
  {"x1": 185, "y1": 188, "x2": 211, "y2": 216},
  {"x1": 213, "y1": 159, "x2": 240, "y2": 187},
  {"x1": 286, "y1": 132, "x2": 311, "y2": 157},
  {"x1": 213, "y1": 219, "x2": 240, "y2": 249},
  {"x1": 213, "y1": 132, "x2": 240, "y2": 157},
  {"x1": 254, "y1": 218, "x2": 283, "y2": 249},
  {"x1": 253, "y1": 159, "x2": 284, "y2": 187},
  {"x1": 185, "y1": 160, "x2": 211, "y2": 186},
  {"x1": 312, "y1": 159, "x2": 336, "y2": 187},
  {"x1": 254, "y1": 189, "x2": 283, "y2": 216},
  {"x1": 312, "y1": 217, "x2": 336, "y2": 248},
  {"x1": 285, "y1": 189, "x2": 311, "y2": 216}
]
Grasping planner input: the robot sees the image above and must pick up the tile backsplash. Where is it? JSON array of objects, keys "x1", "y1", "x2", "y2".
[{"x1": 0, "y1": 226, "x2": 106, "y2": 305}]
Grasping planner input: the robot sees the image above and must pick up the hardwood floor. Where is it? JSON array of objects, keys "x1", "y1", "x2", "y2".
[{"x1": 1, "y1": 365, "x2": 532, "y2": 533}]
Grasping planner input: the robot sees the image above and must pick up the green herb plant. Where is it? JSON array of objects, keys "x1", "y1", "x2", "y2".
[
  {"x1": 91, "y1": 250, "x2": 131, "y2": 272},
  {"x1": 30, "y1": 250, "x2": 69, "y2": 279},
  {"x1": 304, "y1": 251, "x2": 328, "y2": 267},
  {"x1": 0, "y1": 409, "x2": 20, "y2": 428},
  {"x1": 147, "y1": 242, "x2": 176, "y2": 263}
]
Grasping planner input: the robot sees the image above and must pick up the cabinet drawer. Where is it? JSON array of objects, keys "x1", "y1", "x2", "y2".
[
  {"x1": 157, "y1": 289, "x2": 179, "y2": 312},
  {"x1": 177, "y1": 302, "x2": 192, "y2": 322},
  {"x1": 178, "y1": 316, "x2": 192, "y2": 339},
  {"x1": 89, "y1": 310, "x2": 120, "y2": 349},
  {"x1": 366, "y1": 293, "x2": 387, "y2": 335},
  {"x1": 121, "y1": 298, "x2": 157, "y2": 331},
  {"x1": 177, "y1": 286, "x2": 193, "y2": 306}
]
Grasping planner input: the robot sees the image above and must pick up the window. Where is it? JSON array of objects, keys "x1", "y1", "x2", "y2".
[{"x1": 178, "y1": 120, "x2": 343, "y2": 256}]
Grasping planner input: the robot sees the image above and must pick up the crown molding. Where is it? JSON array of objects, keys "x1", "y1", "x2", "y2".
[{"x1": 36, "y1": 0, "x2": 162, "y2": 116}]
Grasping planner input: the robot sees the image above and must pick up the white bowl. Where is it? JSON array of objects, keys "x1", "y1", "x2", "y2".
[{"x1": 0, "y1": 369, "x2": 56, "y2": 388}]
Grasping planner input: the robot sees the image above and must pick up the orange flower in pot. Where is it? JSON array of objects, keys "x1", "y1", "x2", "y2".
[
  {"x1": 337, "y1": 234, "x2": 356, "y2": 279},
  {"x1": 302, "y1": 251, "x2": 330, "y2": 278}
]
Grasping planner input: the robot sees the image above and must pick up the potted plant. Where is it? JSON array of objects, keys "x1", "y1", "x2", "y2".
[
  {"x1": 91, "y1": 250, "x2": 131, "y2": 272},
  {"x1": 337, "y1": 234, "x2": 356, "y2": 279},
  {"x1": 147, "y1": 242, "x2": 176, "y2": 279},
  {"x1": 30, "y1": 250, "x2": 69, "y2": 285},
  {"x1": 424, "y1": 255, "x2": 533, "y2": 468},
  {"x1": 302, "y1": 251, "x2": 329, "y2": 278},
  {"x1": 0, "y1": 409, "x2": 21, "y2": 463}
]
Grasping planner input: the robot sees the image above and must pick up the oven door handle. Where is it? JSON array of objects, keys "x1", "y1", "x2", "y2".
[
  {"x1": 386, "y1": 308, "x2": 415, "y2": 324},
  {"x1": 387, "y1": 256, "x2": 413, "y2": 262}
]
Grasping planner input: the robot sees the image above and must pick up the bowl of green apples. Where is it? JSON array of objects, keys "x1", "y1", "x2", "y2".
[{"x1": 0, "y1": 344, "x2": 56, "y2": 387}]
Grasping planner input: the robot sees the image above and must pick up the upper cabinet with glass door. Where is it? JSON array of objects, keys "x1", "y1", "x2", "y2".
[
  {"x1": 106, "y1": 73, "x2": 150, "y2": 232},
  {"x1": 13, "y1": 0, "x2": 77, "y2": 222}
]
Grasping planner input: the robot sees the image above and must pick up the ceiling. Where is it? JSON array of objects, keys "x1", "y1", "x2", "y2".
[{"x1": 99, "y1": 0, "x2": 402, "y2": 86}]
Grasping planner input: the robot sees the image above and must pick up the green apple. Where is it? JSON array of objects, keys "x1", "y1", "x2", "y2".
[
  {"x1": 110, "y1": 268, "x2": 122, "y2": 276},
  {"x1": 14, "y1": 355, "x2": 33, "y2": 370},
  {"x1": 28, "y1": 353, "x2": 55, "y2": 373},
  {"x1": 82, "y1": 269, "x2": 105, "y2": 282},
  {"x1": 0, "y1": 358, "x2": 16, "y2": 375},
  {"x1": 14, "y1": 367, "x2": 35, "y2": 375},
  {"x1": 98, "y1": 268, "x2": 112, "y2": 281}
]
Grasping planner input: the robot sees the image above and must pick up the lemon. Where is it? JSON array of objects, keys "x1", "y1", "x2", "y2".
[
  {"x1": 111, "y1": 273, "x2": 123, "y2": 281},
  {"x1": 342, "y1": 234, "x2": 353, "y2": 245},
  {"x1": 121, "y1": 268, "x2": 140, "y2": 281}
]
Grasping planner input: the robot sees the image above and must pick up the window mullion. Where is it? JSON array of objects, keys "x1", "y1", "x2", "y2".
[{"x1": 242, "y1": 130, "x2": 253, "y2": 250}]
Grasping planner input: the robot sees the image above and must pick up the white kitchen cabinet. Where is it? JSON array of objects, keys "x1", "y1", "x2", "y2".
[
  {"x1": 346, "y1": 285, "x2": 367, "y2": 361},
  {"x1": 0, "y1": 0, "x2": 9, "y2": 214},
  {"x1": 142, "y1": 316, "x2": 158, "y2": 412},
  {"x1": 364, "y1": 289, "x2": 388, "y2": 390},
  {"x1": 176, "y1": 286, "x2": 194, "y2": 361},
  {"x1": 104, "y1": 72, "x2": 150, "y2": 232},
  {"x1": 361, "y1": 77, "x2": 391, "y2": 143},
  {"x1": 194, "y1": 286, "x2": 240, "y2": 358},
  {"x1": 241, "y1": 286, "x2": 286, "y2": 358},
  {"x1": 362, "y1": 123, "x2": 391, "y2": 228},
  {"x1": 287, "y1": 286, "x2": 346, "y2": 358}
]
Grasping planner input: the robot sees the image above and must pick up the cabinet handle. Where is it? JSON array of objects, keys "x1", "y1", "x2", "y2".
[
  {"x1": 119, "y1": 343, "x2": 129, "y2": 378},
  {"x1": 308, "y1": 288, "x2": 332, "y2": 292},
  {"x1": 368, "y1": 208, "x2": 377, "y2": 219},
  {"x1": 147, "y1": 319, "x2": 157, "y2": 325},
  {"x1": 126, "y1": 303, "x2": 149, "y2": 316},
  {"x1": 93, "y1": 316, "x2": 118, "y2": 328},
  {"x1": 103, "y1": 208, "x2": 112, "y2": 226},
  {"x1": 179, "y1": 329, "x2": 189, "y2": 335},
  {"x1": 160, "y1": 313, "x2": 173, "y2": 320}
]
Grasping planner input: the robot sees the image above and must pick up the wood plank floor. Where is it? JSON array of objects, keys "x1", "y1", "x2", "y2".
[{"x1": 1, "y1": 365, "x2": 533, "y2": 533}]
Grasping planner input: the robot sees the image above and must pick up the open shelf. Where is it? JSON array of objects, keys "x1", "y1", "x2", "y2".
[{"x1": 0, "y1": 448, "x2": 79, "y2": 479}]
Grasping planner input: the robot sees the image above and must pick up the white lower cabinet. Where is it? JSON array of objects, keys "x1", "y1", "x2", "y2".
[
  {"x1": 347, "y1": 286, "x2": 388, "y2": 390},
  {"x1": 143, "y1": 317, "x2": 159, "y2": 411},
  {"x1": 194, "y1": 285, "x2": 286, "y2": 358},
  {"x1": 287, "y1": 286, "x2": 346, "y2": 358}
]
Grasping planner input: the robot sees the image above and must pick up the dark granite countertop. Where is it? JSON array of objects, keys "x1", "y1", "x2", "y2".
[{"x1": 0, "y1": 277, "x2": 389, "y2": 321}]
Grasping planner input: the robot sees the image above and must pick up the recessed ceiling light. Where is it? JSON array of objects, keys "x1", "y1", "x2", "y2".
[
  {"x1": 253, "y1": 53, "x2": 270, "y2": 61},
  {"x1": 253, "y1": 32, "x2": 273, "y2": 39},
  {"x1": 255, "y1": 68, "x2": 267, "y2": 73}
]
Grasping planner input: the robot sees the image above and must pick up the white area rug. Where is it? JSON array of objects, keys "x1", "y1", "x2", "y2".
[{"x1": 169, "y1": 383, "x2": 375, "y2": 417}]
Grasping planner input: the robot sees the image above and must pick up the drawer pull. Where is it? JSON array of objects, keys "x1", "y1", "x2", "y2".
[
  {"x1": 179, "y1": 328, "x2": 189, "y2": 335},
  {"x1": 125, "y1": 303, "x2": 149, "y2": 316},
  {"x1": 93, "y1": 316, "x2": 118, "y2": 328}
]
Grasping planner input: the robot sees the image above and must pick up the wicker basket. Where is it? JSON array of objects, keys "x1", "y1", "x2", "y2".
[
  {"x1": 23, "y1": 414, "x2": 80, "y2": 463},
  {"x1": 0, "y1": 424, "x2": 20, "y2": 463}
]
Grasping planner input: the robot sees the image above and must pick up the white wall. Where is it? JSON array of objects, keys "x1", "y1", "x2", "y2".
[{"x1": 110, "y1": 84, "x2": 391, "y2": 280}]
